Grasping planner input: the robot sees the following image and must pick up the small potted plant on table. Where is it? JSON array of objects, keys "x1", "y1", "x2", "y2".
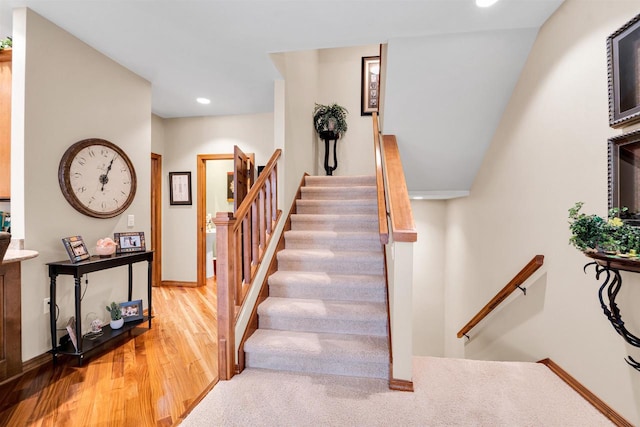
[{"x1": 106, "y1": 302, "x2": 124, "y2": 330}]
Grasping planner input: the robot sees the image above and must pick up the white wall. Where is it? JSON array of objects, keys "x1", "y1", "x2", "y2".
[
  {"x1": 14, "y1": 8, "x2": 152, "y2": 360},
  {"x1": 439, "y1": 1, "x2": 640, "y2": 423},
  {"x1": 161, "y1": 113, "x2": 274, "y2": 282},
  {"x1": 411, "y1": 199, "x2": 446, "y2": 357},
  {"x1": 383, "y1": 28, "x2": 537, "y2": 197}
]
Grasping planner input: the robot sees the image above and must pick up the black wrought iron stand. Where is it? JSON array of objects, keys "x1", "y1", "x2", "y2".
[
  {"x1": 584, "y1": 252, "x2": 640, "y2": 371},
  {"x1": 320, "y1": 130, "x2": 339, "y2": 176}
]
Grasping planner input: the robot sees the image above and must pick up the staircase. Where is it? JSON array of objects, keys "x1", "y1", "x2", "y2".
[{"x1": 244, "y1": 175, "x2": 389, "y2": 379}]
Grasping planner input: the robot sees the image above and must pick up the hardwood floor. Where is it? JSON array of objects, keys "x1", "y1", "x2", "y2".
[{"x1": 0, "y1": 279, "x2": 218, "y2": 427}]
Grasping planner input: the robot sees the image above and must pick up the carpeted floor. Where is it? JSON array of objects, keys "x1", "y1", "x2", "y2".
[{"x1": 180, "y1": 356, "x2": 614, "y2": 426}]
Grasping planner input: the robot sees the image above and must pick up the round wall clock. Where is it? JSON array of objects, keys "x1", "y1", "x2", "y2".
[{"x1": 58, "y1": 138, "x2": 137, "y2": 219}]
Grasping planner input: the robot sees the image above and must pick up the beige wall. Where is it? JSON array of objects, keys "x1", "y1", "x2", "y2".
[
  {"x1": 438, "y1": 1, "x2": 640, "y2": 422},
  {"x1": 160, "y1": 113, "x2": 274, "y2": 282},
  {"x1": 273, "y1": 45, "x2": 380, "y2": 207},
  {"x1": 14, "y1": 8, "x2": 152, "y2": 360}
]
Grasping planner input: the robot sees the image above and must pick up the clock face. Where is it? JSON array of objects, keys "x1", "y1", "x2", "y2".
[{"x1": 58, "y1": 139, "x2": 137, "y2": 218}]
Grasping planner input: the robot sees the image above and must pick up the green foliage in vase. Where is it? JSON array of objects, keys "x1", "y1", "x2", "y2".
[
  {"x1": 0, "y1": 37, "x2": 12, "y2": 51},
  {"x1": 106, "y1": 301, "x2": 122, "y2": 321},
  {"x1": 568, "y1": 202, "x2": 640, "y2": 254},
  {"x1": 312, "y1": 103, "x2": 348, "y2": 138}
]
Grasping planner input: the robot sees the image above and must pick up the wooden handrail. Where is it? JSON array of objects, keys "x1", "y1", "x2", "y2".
[
  {"x1": 382, "y1": 135, "x2": 417, "y2": 242},
  {"x1": 372, "y1": 112, "x2": 389, "y2": 245},
  {"x1": 457, "y1": 255, "x2": 544, "y2": 339},
  {"x1": 214, "y1": 149, "x2": 282, "y2": 380}
]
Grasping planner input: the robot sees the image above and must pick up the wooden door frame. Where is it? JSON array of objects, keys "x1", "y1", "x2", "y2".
[
  {"x1": 197, "y1": 154, "x2": 234, "y2": 287},
  {"x1": 151, "y1": 153, "x2": 162, "y2": 286}
]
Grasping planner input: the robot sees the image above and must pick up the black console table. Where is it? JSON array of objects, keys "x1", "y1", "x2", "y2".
[
  {"x1": 47, "y1": 251, "x2": 153, "y2": 365},
  {"x1": 584, "y1": 251, "x2": 640, "y2": 371}
]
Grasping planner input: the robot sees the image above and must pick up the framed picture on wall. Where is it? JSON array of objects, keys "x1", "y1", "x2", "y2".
[
  {"x1": 361, "y1": 56, "x2": 380, "y2": 116},
  {"x1": 169, "y1": 171, "x2": 192, "y2": 205},
  {"x1": 227, "y1": 172, "x2": 234, "y2": 202},
  {"x1": 608, "y1": 13, "x2": 640, "y2": 128}
]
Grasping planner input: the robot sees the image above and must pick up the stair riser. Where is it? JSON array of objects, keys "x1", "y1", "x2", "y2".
[
  {"x1": 268, "y1": 284, "x2": 386, "y2": 303},
  {"x1": 300, "y1": 187, "x2": 376, "y2": 200},
  {"x1": 278, "y1": 258, "x2": 383, "y2": 275},
  {"x1": 259, "y1": 316, "x2": 387, "y2": 337},
  {"x1": 245, "y1": 353, "x2": 388, "y2": 379}
]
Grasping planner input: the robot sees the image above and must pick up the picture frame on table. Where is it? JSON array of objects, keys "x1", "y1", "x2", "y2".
[
  {"x1": 119, "y1": 299, "x2": 144, "y2": 322},
  {"x1": 361, "y1": 56, "x2": 380, "y2": 116},
  {"x1": 62, "y1": 235, "x2": 90, "y2": 263},
  {"x1": 169, "y1": 171, "x2": 192, "y2": 205},
  {"x1": 607, "y1": 13, "x2": 640, "y2": 128},
  {"x1": 114, "y1": 231, "x2": 146, "y2": 254}
]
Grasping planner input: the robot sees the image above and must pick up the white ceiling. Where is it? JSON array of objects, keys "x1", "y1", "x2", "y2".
[{"x1": 0, "y1": 0, "x2": 564, "y2": 119}]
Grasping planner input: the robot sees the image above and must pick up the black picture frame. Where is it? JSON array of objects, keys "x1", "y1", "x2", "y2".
[
  {"x1": 61, "y1": 235, "x2": 90, "y2": 263},
  {"x1": 169, "y1": 171, "x2": 192, "y2": 205},
  {"x1": 361, "y1": 56, "x2": 380, "y2": 116},
  {"x1": 608, "y1": 13, "x2": 640, "y2": 128},
  {"x1": 119, "y1": 299, "x2": 143, "y2": 323},
  {"x1": 608, "y1": 129, "x2": 640, "y2": 226},
  {"x1": 114, "y1": 231, "x2": 146, "y2": 253}
]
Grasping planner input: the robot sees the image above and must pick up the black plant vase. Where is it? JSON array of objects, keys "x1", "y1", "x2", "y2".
[{"x1": 320, "y1": 130, "x2": 339, "y2": 176}]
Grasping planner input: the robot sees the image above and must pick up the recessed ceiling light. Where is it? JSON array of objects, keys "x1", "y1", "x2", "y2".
[
  {"x1": 196, "y1": 97, "x2": 211, "y2": 105},
  {"x1": 476, "y1": 0, "x2": 499, "y2": 7}
]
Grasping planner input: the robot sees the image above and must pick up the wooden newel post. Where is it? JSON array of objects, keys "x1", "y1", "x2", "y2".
[{"x1": 214, "y1": 212, "x2": 237, "y2": 380}]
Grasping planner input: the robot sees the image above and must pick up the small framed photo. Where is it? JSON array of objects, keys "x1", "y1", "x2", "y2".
[
  {"x1": 608, "y1": 13, "x2": 640, "y2": 127},
  {"x1": 361, "y1": 56, "x2": 380, "y2": 116},
  {"x1": 169, "y1": 171, "x2": 192, "y2": 205},
  {"x1": 227, "y1": 172, "x2": 234, "y2": 202},
  {"x1": 114, "y1": 231, "x2": 146, "y2": 253},
  {"x1": 62, "y1": 235, "x2": 90, "y2": 263},
  {"x1": 119, "y1": 299, "x2": 143, "y2": 323}
]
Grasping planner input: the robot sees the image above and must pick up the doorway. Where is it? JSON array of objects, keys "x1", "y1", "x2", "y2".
[
  {"x1": 197, "y1": 154, "x2": 234, "y2": 287},
  {"x1": 151, "y1": 153, "x2": 162, "y2": 286}
]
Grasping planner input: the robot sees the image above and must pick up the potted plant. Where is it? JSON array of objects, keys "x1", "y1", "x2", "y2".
[
  {"x1": 312, "y1": 103, "x2": 348, "y2": 175},
  {"x1": 0, "y1": 37, "x2": 11, "y2": 52},
  {"x1": 313, "y1": 103, "x2": 348, "y2": 139},
  {"x1": 106, "y1": 302, "x2": 124, "y2": 330},
  {"x1": 568, "y1": 202, "x2": 640, "y2": 255}
]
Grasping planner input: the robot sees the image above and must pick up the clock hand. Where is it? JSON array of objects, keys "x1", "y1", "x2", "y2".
[{"x1": 99, "y1": 155, "x2": 117, "y2": 191}]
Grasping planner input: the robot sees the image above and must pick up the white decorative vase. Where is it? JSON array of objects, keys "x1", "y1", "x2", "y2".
[{"x1": 110, "y1": 318, "x2": 124, "y2": 330}]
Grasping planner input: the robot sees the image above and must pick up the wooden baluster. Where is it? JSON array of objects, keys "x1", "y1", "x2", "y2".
[
  {"x1": 259, "y1": 188, "x2": 266, "y2": 252},
  {"x1": 265, "y1": 178, "x2": 273, "y2": 235},
  {"x1": 214, "y1": 212, "x2": 236, "y2": 380},
  {"x1": 251, "y1": 199, "x2": 259, "y2": 266}
]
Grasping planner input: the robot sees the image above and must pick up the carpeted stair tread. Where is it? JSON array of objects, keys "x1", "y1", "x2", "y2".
[
  {"x1": 244, "y1": 329, "x2": 389, "y2": 378},
  {"x1": 300, "y1": 186, "x2": 377, "y2": 200},
  {"x1": 290, "y1": 214, "x2": 379, "y2": 232},
  {"x1": 304, "y1": 175, "x2": 376, "y2": 187},
  {"x1": 277, "y1": 249, "x2": 384, "y2": 275},
  {"x1": 296, "y1": 199, "x2": 377, "y2": 215},
  {"x1": 257, "y1": 297, "x2": 388, "y2": 336},
  {"x1": 284, "y1": 230, "x2": 381, "y2": 251},
  {"x1": 268, "y1": 271, "x2": 386, "y2": 302}
]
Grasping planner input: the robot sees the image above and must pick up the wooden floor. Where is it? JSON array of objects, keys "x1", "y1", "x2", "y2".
[{"x1": 0, "y1": 279, "x2": 218, "y2": 427}]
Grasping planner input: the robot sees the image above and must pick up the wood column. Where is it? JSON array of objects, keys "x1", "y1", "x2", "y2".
[{"x1": 214, "y1": 212, "x2": 237, "y2": 380}]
